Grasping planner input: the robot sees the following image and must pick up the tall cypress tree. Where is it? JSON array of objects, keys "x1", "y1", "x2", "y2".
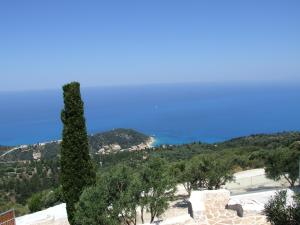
[{"x1": 60, "y1": 82, "x2": 96, "y2": 225}]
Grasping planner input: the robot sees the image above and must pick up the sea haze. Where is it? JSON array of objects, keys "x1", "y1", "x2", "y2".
[{"x1": 0, "y1": 82, "x2": 300, "y2": 146}]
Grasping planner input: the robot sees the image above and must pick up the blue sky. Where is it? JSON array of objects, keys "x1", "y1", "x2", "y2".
[{"x1": 1, "y1": 0, "x2": 300, "y2": 91}]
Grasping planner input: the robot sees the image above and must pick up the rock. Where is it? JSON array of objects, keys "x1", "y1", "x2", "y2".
[{"x1": 225, "y1": 203, "x2": 244, "y2": 217}]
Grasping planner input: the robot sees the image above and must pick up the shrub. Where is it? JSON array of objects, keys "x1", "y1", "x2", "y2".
[
  {"x1": 28, "y1": 192, "x2": 43, "y2": 212},
  {"x1": 27, "y1": 187, "x2": 63, "y2": 212},
  {"x1": 74, "y1": 184, "x2": 118, "y2": 225},
  {"x1": 264, "y1": 190, "x2": 300, "y2": 225},
  {"x1": 75, "y1": 165, "x2": 140, "y2": 225}
]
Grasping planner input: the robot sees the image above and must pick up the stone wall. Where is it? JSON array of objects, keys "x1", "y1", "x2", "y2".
[
  {"x1": 189, "y1": 189, "x2": 230, "y2": 225},
  {"x1": 188, "y1": 189, "x2": 270, "y2": 225}
]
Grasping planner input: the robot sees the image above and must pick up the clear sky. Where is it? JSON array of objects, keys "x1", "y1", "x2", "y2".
[{"x1": 1, "y1": 0, "x2": 300, "y2": 91}]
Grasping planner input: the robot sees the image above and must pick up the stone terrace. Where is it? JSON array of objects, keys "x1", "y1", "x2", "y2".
[{"x1": 190, "y1": 190, "x2": 270, "y2": 225}]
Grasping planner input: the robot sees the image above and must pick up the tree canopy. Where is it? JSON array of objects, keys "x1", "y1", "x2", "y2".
[{"x1": 265, "y1": 148, "x2": 300, "y2": 187}]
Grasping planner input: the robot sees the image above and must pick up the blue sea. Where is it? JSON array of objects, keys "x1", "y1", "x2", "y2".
[{"x1": 0, "y1": 82, "x2": 300, "y2": 146}]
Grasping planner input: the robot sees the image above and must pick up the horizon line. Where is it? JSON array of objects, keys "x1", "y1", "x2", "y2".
[{"x1": 1, "y1": 79, "x2": 300, "y2": 93}]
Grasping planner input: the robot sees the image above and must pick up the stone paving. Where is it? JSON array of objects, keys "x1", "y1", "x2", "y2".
[
  {"x1": 205, "y1": 203, "x2": 270, "y2": 225},
  {"x1": 190, "y1": 190, "x2": 271, "y2": 225}
]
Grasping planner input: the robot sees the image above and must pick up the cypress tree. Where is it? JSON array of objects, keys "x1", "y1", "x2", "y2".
[{"x1": 60, "y1": 82, "x2": 96, "y2": 225}]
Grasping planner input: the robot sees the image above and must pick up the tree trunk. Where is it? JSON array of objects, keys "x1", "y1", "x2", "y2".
[
  {"x1": 291, "y1": 180, "x2": 295, "y2": 188},
  {"x1": 283, "y1": 174, "x2": 295, "y2": 187},
  {"x1": 184, "y1": 182, "x2": 192, "y2": 197},
  {"x1": 141, "y1": 206, "x2": 144, "y2": 224},
  {"x1": 150, "y1": 207, "x2": 155, "y2": 223},
  {"x1": 150, "y1": 215, "x2": 155, "y2": 223}
]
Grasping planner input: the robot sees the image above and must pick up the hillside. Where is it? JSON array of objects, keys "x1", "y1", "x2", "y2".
[
  {"x1": 0, "y1": 129, "x2": 152, "y2": 162},
  {"x1": 0, "y1": 145, "x2": 11, "y2": 154},
  {"x1": 0, "y1": 129, "x2": 152, "y2": 213},
  {"x1": 1, "y1": 130, "x2": 299, "y2": 216},
  {"x1": 89, "y1": 128, "x2": 152, "y2": 154},
  {"x1": 219, "y1": 131, "x2": 300, "y2": 149},
  {"x1": 97, "y1": 131, "x2": 300, "y2": 169}
]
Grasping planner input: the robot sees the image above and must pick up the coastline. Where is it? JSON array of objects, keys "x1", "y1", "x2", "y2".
[
  {"x1": 146, "y1": 136, "x2": 156, "y2": 148},
  {"x1": 2, "y1": 84, "x2": 300, "y2": 146}
]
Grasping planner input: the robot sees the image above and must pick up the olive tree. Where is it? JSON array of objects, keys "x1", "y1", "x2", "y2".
[
  {"x1": 75, "y1": 165, "x2": 141, "y2": 225},
  {"x1": 265, "y1": 148, "x2": 299, "y2": 187},
  {"x1": 173, "y1": 154, "x2": 234, "y2": 194},
  {"x1": 139, "y1": 157, "x2": 176, "y2": 223}
]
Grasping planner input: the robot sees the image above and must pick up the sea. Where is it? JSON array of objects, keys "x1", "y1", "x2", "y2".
[{"x1": 0, "y1": 82, "x2": 300, "y2": 146}]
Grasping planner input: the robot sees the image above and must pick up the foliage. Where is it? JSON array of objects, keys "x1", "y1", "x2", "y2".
[
  {"x1": 1, "y1": 130, "x2": 300, "y2": 217},
  {"x1": 27, "y1": 187, "x2": 63, "y2": 212},
  {"x1": 264, "y1": 190, "x2": 300, "y2": 225},
  {"x1": 265, "y1": 148, "x2": 300, "y2": 187},
  {"x1": 221, "y1": 132, "x2": 300, "y2": 149},
  {"x1": 75, "y1": 183, "x2": 117, "y2": 225},
  {"x1": 60, "y1": 82, "x2": 96, "y2": 225},
  {"x1": 102, "y1": 165, "x2": 142, "y2": 225},
  {"x1": 172, "y1": 154, "x2": 234, "y2": 195},
  {"x1": 0, "y1": 160, "x2": 60, "y2": 206},
  {"x1": 185, "y1": 154, "x2": 233, "y2": 193},
  {"x1": 75, "y1": 158, "x2": 176, "y2": 225},
  {"x1": 0, "y1": 200, "x2": 29, "y2": 217},
  {"x1": 171, "y1": 160, "x2": 193, "y2": 195},
  {"x1": 0, "y1": 129, "x2": 150, "y2": 162},
  {"x1": 75, "y1": 165, "x2": 142, "y2": 225},
  {"x1": 199, "y1": 154, "x2": 234, "y2": 190},
  {"x1": 89, "y1": 128, "x2": 149, "y2": 153},
  {"x1": 27, "y1": 192, "x2": 43, "y2": 212},
  {"x1": 139, "y1": 157, "x2": 176, "y2": 223}
]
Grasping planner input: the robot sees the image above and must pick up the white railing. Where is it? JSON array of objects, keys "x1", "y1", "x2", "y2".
[{"x1": 225, "y1": 174, "x2": 290, "y2": 195}]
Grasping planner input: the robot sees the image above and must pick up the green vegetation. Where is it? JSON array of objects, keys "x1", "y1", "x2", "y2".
[
  {"x1": 75, "y1": 165, "x2": 142, "y2": 225},
  {"x1": 1, "y1": 82, "x2": 299, "y2": 224},
  {"x1": 89, "y1": 128, "x2": 150, "y2": 154},
  {"x1": 0, "y1": 159, "x2": 59, "y2": 215},
  {"x1": 95, "y1": 132, "x2": 300, "y2": 173},
  {"x1": 60, "y1": 82, "x2": 96, "y2": 225},
  {"x1": 264, "y1": 190, "x2": 300, "y2": 225},
  {"x1": 0, "y1": 129, "x2": 150, "y2": 162},
  {"x1": 265, "y1": 148, "x2": 300, "y2": 187},
  {"x1": 1, "y1": 130, "x2": 300, "y2": 219},
  {"x1": 27, "y1": 187, "x2": 63, "y2": 212},
  {"x1": 172, "y1": 154, "x2": 234, "y2": 196},
  {"x1": 75, "y1": 158, "x2": 176, "y2": 225},
  {"x1": 74, "y1": 130, "x2": 300, "y2": 224},
  {"x1": 139, "y1": 158, "x2": 176, "y2": 223},
  {"x1": 0, "y1": 128, "x2": 150, "y2": 216}
]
